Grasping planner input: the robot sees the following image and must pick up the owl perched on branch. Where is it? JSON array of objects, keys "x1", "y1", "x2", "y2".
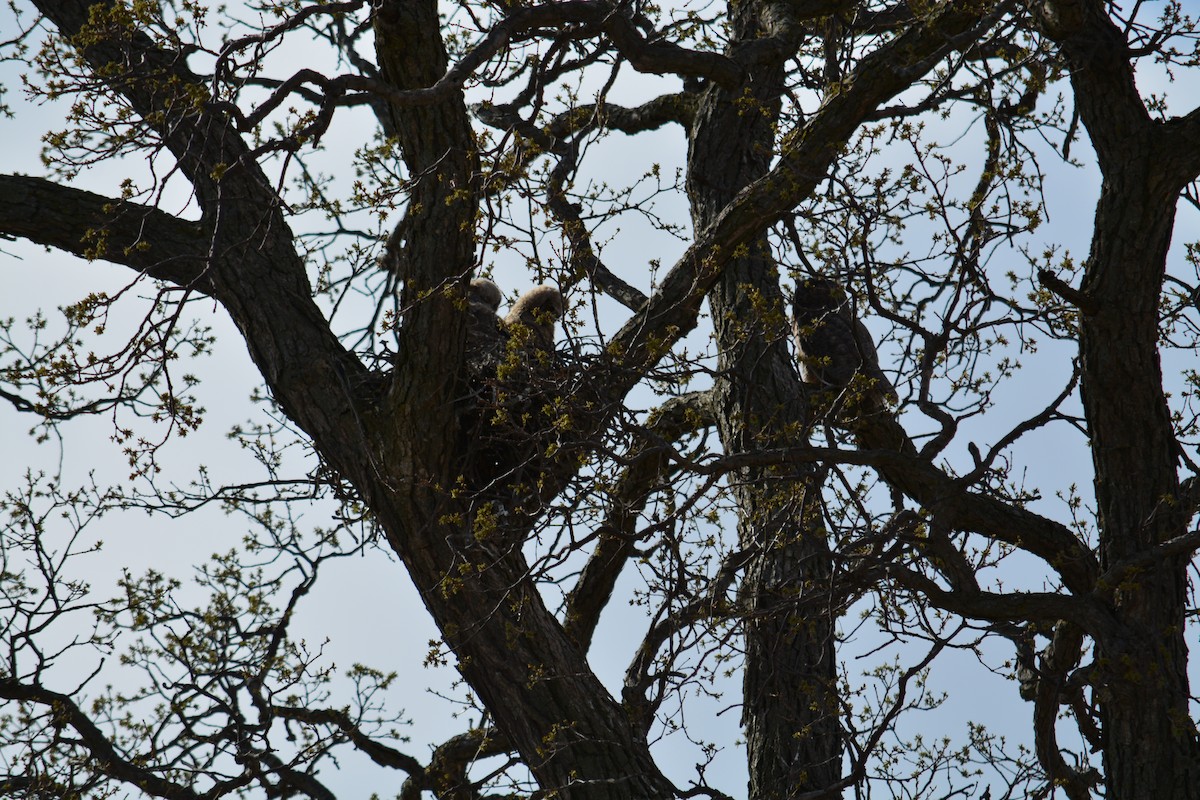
[{"x1": 791, "y1": 278, "x2": 897, "y2": 415}]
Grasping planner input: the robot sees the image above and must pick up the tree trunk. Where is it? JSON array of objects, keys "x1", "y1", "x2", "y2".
[
  {"x1": 1078, "y1": 150, "x2": 1200, "y2": 800},
  {"x1": 362, "y1": 4, "x2": 680, "y2": 796},
  {"x1": 1017, "y1": 6, "x2": 1200, "y2": 793},
  {"x1": 687, "y1": 4, "x2": 843, "y2": 796}
]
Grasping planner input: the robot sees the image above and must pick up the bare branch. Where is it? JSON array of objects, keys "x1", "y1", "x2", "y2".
[
  {"x1": 272, "y1": 705, "x2": 426, "y2": 775},
  {"x1": 236, "y1": 0, "x2": 740, "y2": 130},
  {"x1": 886, "y1": 565, "x2": 1116, "y2": 636},
  {"x1": 1038, "y1": 268, "x2": 1097, "y2": 315}
]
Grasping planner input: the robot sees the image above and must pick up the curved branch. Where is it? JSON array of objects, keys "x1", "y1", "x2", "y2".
[
  {"x1": 643, "y1": 433, "x2": 1099, "y2": 595},
  {"x1": 886, "y1": 565, "x2": 1116, "y2": 638},
  {"x1": 400, "y1": 729, "x2": 513, "y2": 800},
  {"x1": 1029, "y1": 622, "x2": 1101, "y2": 800},
  {"x1": 272, "y1": 705, "x2": 425, "y2": 774},
  {"x1": 475, "y1": 95, "x2": 696, "y2": 312},
  {"x1": 564, "y1": 391, "x2": 716, "y2": 649},
  {"x1": 572, "y1": 92, "x2": 698, "y2": 133}
]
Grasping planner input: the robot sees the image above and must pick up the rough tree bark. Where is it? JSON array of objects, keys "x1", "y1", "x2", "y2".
[
  {"x1": 3, "y1": 1, "x2": 1200, "y2": 799},
  {"x1": 2, "y1": 1, "x2": 1029, "y2": 797},
  {"x1": 1029, "y1": 3, "x2": 1200, "y2": 796},
  {"x1": 26, "y1": 1, "x2": 678, "y2": 797},
  {"x1": 685, "y1": 2, "x2": 841, "y2": 795}
]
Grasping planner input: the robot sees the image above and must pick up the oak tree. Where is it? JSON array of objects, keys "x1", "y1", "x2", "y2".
[{"x1": 2, "y1": 1, "x2": 1199, "y2": 798}]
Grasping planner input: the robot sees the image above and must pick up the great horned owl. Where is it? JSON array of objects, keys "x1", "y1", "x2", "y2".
[
  {"x1": 461, "y1": 282, "x2": 566, "y2": 504},
  {"x1": 469, "y1": 277, "x2": 502, "y2": 313},
  {"x1": 504, "y1": 284, "x2": 564, "y2": 349},
  {"x1": 791, "y1": 278, "x2": 897, "y2": 413},
  {"x1": 466, "y1": 277, "x2": 507, "y2": 358}
]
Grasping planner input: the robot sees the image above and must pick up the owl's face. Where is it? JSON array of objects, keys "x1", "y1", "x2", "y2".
[
  {"x1": 792, "y1": 278, "x2": 851, "y2": 321},
  {"x1": 469, "y1": 278, "x2": 503, "y2": 312},
  {"x1": 525, "y1": 287, "x2": 564, "y2": 321},
  {"x1": 505, "y1": 285, "x2": 564, "y2": 348}
]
